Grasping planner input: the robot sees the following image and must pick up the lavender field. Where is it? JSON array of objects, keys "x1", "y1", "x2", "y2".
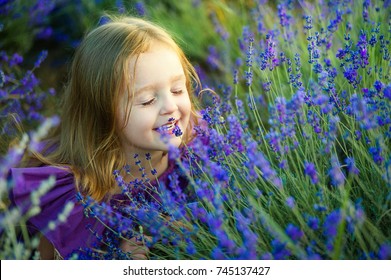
[{"x1": 1, "y1": 0, "x2": 390, "y2": 259}]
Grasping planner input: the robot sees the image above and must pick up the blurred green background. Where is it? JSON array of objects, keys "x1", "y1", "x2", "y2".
[{"x1": 1, "y1": 0, "x2": 257, "y2": 93}]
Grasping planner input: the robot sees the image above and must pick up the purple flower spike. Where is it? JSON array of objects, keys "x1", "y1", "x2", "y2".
[
  {"x1": 328, "y1": 155, "x2": 345, "y2": 187},
  {"x1": 323, "y1": 209, "x2": 342, "y2": 238},
  {"x1": 285, "y1": 224, "x2": 303, "y2": 242},
  {"x1": 378, "y1": 244, "x2": 391, "y2": 260},
  {"x1": 345, "y1": 157, "x2": 359, "y2": 175},
  {"x1": 34, "y1": 50, "x2": 48, "y2": 68},
  {"x1": 383, "y1": 85, "x2": 391, "y2": 100},
  {"x1": 304, "y1": 162, "x2": 319, "y2": 184},
  {"x1": 286, "y1": 196, "x2": 295, "y2": 208},
  {"x1": 173, "y1": 124, "x2": 183, "y2": 137}
]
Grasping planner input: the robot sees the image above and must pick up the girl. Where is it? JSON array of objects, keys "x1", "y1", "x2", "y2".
[{"x1": 9, "y1": 15, "x2": 202, "y2": 259}]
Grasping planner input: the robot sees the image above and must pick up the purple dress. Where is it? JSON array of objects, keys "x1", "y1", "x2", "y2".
[{"x1": 9, "y1": 156, "x2": 191, "y2": 259}]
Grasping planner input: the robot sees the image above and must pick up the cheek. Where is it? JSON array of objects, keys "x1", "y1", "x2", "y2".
[
  {"x1": 181, "y1": 95, "x2": 192, "y2": 133},
  {"x1": 126, "y1": 109, "x2": 156, "y2": 134},
  {"x1": 181, "y1": 94, "x2": 192, "y2": 115}
]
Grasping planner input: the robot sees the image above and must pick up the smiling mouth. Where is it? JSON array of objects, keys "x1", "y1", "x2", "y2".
[{"x1": 154, "y1": 120, "x2": 179, "y2": 134}]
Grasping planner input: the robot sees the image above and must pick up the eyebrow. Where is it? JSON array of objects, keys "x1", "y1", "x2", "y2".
[{"x1": 134, "y1": 74, "x2": 186, "y2": 96}]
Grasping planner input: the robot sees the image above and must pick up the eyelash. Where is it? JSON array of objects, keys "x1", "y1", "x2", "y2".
[
  {"x1": 140, "y1": 89, "x2": 184, "y2": 106},
  {"x1": 141, "y1": 98, "x2": 156, "y2": 106},
  {"x1": 172, "y1": 89, "x2": 183, "y2": 95}
]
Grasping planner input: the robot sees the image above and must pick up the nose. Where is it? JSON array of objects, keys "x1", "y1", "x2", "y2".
[{"x1": 160, "y1": 94, "x2": 178, "y2": 115}]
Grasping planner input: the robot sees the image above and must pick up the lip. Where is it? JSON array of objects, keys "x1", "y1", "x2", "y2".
[{"x1": 153, "y1": 120, "x2": 179, "y2": 134}]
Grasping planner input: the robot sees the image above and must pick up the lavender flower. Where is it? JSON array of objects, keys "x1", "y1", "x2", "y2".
[
  {"x1": 173, "y1": 124, "x2": 183, "y2": 137},
  {"x1": 234, "y1": 211, "x2": 258, "y2": 259},
  {"x1": 9, "y1": 53, "x2": 23, "y2": 67},
  {"x1": 211, "y1": 12, "x2": 229, "y2": 41},
  {"x1": 246, "y1": 139, "x2": 283, "y2": 188},
  {"x1": 303, "y1": 15, "x2": 313, "y2": 30},
  {"x1": 34, "y1": 50, "x2": 48, "y2": 68},
  {"x1": 260, "y1": 35, "x2": 279, "y2": 71},
  {"x1": 285, "y1": 196, "x2": 295, "y2": 208},
  {"x1": 307, "y1": 216, "x2": 320, "y2": 231},
  {"x1": 384, "y1": 85, "x2": 391, "y2": 100},
  {"x1": 378, "y1": 243, "x2": 391, "y2": 260},
  {"x1": 373, "y1": 80, "x2": 383, "y2": 93},
  {"x1": 369, "y1": 145, "x2": 384, "y2": 165},
  {"x1": 345, "y1": 157, "x2": 359, "y2": 175},
  {"x1": 2, "y1": 0, "x2": 390, "y2": 261},
  {"x1": 98, "y1": 15, "x2": 111, "y2": 26},
  {"x1": 207, "y1": 46, "x2": 221, "y2": 70},
  {"x1": 226, "y1": 114, "x2": 245, "y2": 152},
  {"x1": 278, "y1": 3, "x2": 291, "y2": 27},
  {"x1": 285, "y1": 223, "x2": 303, "y2": 242},
  {"x1": 357, "y1": 29, "x2": 369, "y2": 67},
  {"x1": 362, "y1": 0, "x2": 370, "y2": 22},
  {"x1": 304, "y1": 162, "x2": 319, "y2": 184},
  {"x1": 245, "y1": 38, "x2": 254, "y2": 67},
  {"x1": 271, "y1": 239, "x2": 291, "y2": 259},
  {"x1": 233, "y1": 69, "x2": 239, "y2": 85},
  {"x1": 328, "y1": 155, "x2": 345, "y2": 187},
  {"x1": 134, "y1": 1, "x2": 146, "y2": 16},
  {"x1": 343, "y1": 65, "x2": 358, "y2": 87}
]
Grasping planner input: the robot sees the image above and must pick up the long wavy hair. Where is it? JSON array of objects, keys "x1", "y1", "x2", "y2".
[{"x1": 24, "y1": 15, "x2": 201, "y2": 201}]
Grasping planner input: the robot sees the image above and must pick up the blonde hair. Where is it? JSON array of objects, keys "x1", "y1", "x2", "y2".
[{"x1": 26, "y1": 15, "x2": 201, "y2": 201}]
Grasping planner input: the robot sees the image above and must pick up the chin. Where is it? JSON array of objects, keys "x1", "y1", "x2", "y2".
[{"x1": 161, "y1": 137, "x2": 182, "y2": 151}]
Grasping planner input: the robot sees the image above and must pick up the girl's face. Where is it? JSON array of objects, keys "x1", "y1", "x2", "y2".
[{"x1": 117, "y1": 43, "x2": 192, "y2": 157}]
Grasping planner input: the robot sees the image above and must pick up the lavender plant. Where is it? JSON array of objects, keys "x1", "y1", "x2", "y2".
[
  {"x1": 0, "y1": 116, "x2": 75, "y2": 259},
  {"x1": 1, "y1": 0, "x2": 390, "y2": 260},
  {"x1": 0, "y1": 21, "x2": 67, "y2": 257},
  {"x1": 1, "y1": 0, "x2": 62, "y2": 53},
  {"x1": 80, "y1": 0, "x2": 389, "y2": 260},
  {"x1": 0, "y1": 50, "x2": 56, "y2": 155}
]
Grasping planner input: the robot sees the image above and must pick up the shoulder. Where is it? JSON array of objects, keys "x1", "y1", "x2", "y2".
[
  {"x1": 10, "y1": 165, "x2": 72, "y2": 179},
  {"x1": 9, "y1": 166, "x2": 75, "y2": 212},
  {"x1": 9, "y1": 166, "x2": 74, "y2": 194},
  {"x1": 9, "y1": 166, "x2": 104, "y2": 258}
]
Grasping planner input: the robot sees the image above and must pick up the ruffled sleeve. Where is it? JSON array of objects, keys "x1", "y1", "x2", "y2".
[{"x1": 9, "y1": 166, "x2": 104, "y2": 259}]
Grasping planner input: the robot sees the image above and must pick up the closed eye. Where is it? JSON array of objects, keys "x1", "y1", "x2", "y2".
[
  {"x1": 141, "y1": 98, "x2": 155, "y2": 106},
  {"x1": 172, "y1": 89, "x2": 183, "y2": 95}
]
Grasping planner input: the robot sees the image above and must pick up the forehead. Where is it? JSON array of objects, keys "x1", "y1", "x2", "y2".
[{"x1": 129, "y1": 43, "x2": 185, "y2": 90}]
